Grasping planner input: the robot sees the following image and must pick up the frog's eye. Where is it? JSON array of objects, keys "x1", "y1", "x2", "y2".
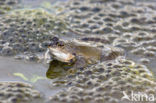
[
  {"x1": 49, "y1": 41, "x2": 59, "y2": 47},
  {"x1": 51, "y1": 37, "x2": 59, "y2": 42},
  {"x1": 81, "y1": 37, "x2": 89, "y2": 41},
  {"x1": 72, "y1": 53, "x2": 76, "y2": 56}
]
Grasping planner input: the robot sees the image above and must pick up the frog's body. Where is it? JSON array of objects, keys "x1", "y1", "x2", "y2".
[{"x1": 45, "y1": 37, "x2": 124, "y2": 79}]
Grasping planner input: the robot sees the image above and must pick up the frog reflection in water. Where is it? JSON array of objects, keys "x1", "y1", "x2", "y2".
[{"x1": 45, "y1": 37, "x2": 124, "y2": 79}]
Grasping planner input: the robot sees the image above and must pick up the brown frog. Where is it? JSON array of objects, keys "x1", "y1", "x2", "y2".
[{"x1": 45, "y1": 37, "x2": 124, "y2": 79}]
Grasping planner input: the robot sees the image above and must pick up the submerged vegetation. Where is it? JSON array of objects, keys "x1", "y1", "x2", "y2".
[{"x1": 14, "y1": 72, "x2": 46, "y2": 83}]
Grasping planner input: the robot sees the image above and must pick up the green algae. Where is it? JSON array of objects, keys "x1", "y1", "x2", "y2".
[
  {"x1": 13, "y1": 72, "x2": 29, "y2": 81},
  {"x1": 13, "y1": 72, "x2": 46, "y2": 83},
  {"x1": 30, "y1": 75, "x2": 46, "y2": 83},
  {"x1": 40, "y1": 1, "x2": 65, "y2": 14},
  {"x1": 41, "y1": 2, "x2": 53, "y2": 10}
]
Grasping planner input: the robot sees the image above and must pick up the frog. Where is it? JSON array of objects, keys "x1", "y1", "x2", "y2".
[{"x1": 44, "y1": 36, "x2": 124, "y2": 79}]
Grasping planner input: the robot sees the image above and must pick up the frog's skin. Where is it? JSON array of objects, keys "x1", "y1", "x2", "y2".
[{"x1": 45, "y1": 37, "x2": 124, "y2": 79}]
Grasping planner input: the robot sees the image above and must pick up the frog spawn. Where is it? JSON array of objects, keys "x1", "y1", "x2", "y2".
[
  {"x1": 0, "y1": 0, "x2": 20, "y2": 15},
  {"x1": 45, "y1": 37, "x2": 124, "y2": 79},
  {"x1": 49, "y1": 59, "x2": 156, "y2": 103},
  {"x1": 0, "y1": 81, "x2": 41, "y2": 103},
  {"x1": 62, "y1": 0, "x2": 156, "y2": 67},
  {"x1": 0, "y1": 9, "x2": 69, "y2": 61},
  {"x1": 64, "y1": 0, "x2": 156, "y2": 36}
]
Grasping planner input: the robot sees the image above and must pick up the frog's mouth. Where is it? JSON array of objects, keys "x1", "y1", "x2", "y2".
[{"x1": 48, "y1": 47, "x2": 76, "y2": 63}]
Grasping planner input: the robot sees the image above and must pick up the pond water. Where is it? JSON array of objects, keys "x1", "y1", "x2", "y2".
[
  {"x1": 0, "y1": 0, "x2": 156, "y2": 103},
  {"x1": 0, "y1": 56, "x2": 66, "y2": 102}
]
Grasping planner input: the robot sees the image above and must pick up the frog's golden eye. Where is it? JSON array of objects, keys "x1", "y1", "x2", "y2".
[
  {"x1": 72, "y1": 53, "x2": 76, "y2": 56},
  {"x1": 51, "y1": 37, "x2": 59, "y2": 42}
]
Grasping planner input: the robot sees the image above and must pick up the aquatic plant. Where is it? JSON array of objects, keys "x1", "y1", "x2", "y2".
[{"x1": 13, "y1": 72, "x2": 46, "y2": 83}]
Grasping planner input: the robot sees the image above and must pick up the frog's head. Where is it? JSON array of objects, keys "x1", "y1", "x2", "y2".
[
  {"x1": 48, "y1": 46, "x2": 76, "y2": 63},
  {"x1": 44, "y1": 37, "x2": 76, "y2": 64},
  {"x1": 44, "y1": 37, "x2": 77, "y2": 79}
]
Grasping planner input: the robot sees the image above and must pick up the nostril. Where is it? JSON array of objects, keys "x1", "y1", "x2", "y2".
[{"x1": 69, "y1": 59, "x2": 73, "y2": 64}]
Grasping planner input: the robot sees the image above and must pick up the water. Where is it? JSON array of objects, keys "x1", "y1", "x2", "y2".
[
  {"x1": 0, "y1": 0, "x2": 156, "y2": 102},
  {"x1": 0, "y1": 57, "x2": 65, "y2": 102}
]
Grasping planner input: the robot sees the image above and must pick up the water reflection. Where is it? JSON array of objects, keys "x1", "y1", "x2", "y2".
[{"x1": 46, "y1": 60, "x2": 75, "y2": 79}]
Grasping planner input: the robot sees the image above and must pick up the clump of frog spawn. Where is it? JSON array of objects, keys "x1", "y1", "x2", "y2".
[
  {"x1": 0, "y1": 9, "x2": 68, "y2": 61},
  {"x1": 0, "y1": 0, "x2": 20, "y2": 15},
  {"x1": 63, "y1": 0, "x2": 156, "y2": 67},
  {"x1": 49, "y1": 59, "x2": 156, "y2": 103},
  {"x1": 0, "y1": 81, "x2": 41, "y2": 103},
  {"x1": 45, "y1": 37, "x2": 124, "y2": 79}
]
